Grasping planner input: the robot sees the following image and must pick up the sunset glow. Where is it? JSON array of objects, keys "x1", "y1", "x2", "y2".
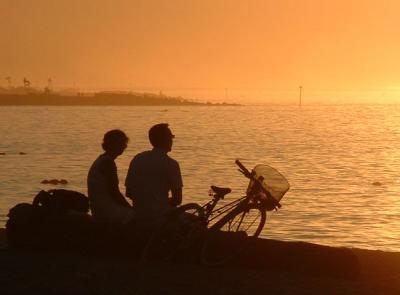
[
  {"x1": 1, "y1": 2, "x2": 400, "y2": 293},
  {"x1": 1, "y1": 1, "x2": 400, "y2": 103}
]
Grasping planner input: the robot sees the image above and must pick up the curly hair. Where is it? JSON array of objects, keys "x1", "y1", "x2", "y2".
[{"x1": 102, "y1": 129, "x2": 129, "y2": 151}]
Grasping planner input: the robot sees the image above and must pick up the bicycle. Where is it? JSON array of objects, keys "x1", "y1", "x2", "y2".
[{"x1": 142, "y1": 159, "x2": 290, "y2": 265}]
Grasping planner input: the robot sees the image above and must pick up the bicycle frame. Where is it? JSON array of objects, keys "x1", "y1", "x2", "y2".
[
  {"x1": 202, "y1": 195, "x2": 247, "y2": 225},
  {"x1": 199, "y1": 159, "x2": 280, "y2": 229},
  {"x1": 143, "y1": 160, "x2": 285, "y2": 264}
]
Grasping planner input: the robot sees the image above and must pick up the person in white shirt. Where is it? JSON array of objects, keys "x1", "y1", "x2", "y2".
[
  {"x1": 87, "y1": 129, "x2": 134, "y2": 224},
  {"x1": 125, "y1": 123, "x2": 183, "y2": 222}
]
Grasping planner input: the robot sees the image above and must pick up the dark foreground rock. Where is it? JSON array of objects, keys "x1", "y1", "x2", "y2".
[
  {"x1": 1, "y1": 228, "x2": 399, "y2": 295},
  {"x1": 238, "y1": 238, "x2": 360, "y2": 279},
  {"x1": 4, "y1": 216, "x2": 359, "y2": 280}
]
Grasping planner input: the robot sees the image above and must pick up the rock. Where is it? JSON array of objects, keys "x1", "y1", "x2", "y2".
[{"x1": 41, "y1": 179, "x2": 68, "y2": 185}]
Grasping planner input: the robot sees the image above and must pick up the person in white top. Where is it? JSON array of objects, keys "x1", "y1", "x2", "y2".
[
  {"x1": 87, "y1": 130, "x2": 135, "y2": 224},
  {"x1": 125, "y1": 124, "x2": 183, "y2": 222}
]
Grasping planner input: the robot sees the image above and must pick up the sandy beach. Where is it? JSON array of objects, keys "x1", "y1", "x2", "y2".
[{"x1": 1, "y1": 228, "x2": 399, "y2": 295}]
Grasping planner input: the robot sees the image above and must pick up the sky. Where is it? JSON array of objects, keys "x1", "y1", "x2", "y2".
[{"x1": 1, "y1": 0, "x2": 400, "y2": 103}]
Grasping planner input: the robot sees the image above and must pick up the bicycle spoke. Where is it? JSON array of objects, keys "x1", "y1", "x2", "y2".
[
  {"x1": 241, "y1": 212, "x2": 261, "y2": 232},
  {"x1": 218, "y1": 207, "x2": 264, "y2": 235},
  {"x1": 236, "y1": 211, "x2": 247, "y2": 232},
  {"x1": 230, "y1": 216, "x2": 239, "y2": 230}
]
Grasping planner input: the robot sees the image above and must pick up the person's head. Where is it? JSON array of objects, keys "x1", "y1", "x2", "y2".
[
  {"x1": 148, "y1": 123, "x2": 174, "y2": 152},
  {"x1": 102, "y1": 129, "x2": 129, "y2": 157}
]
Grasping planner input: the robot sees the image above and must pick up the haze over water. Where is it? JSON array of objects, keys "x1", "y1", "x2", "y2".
[{"x1": 0, "y1": 104, "x2": 399, "y2": 251}]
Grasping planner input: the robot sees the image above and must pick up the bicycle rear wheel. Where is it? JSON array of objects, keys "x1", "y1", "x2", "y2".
[
  {"x1": 141, "y1": 203, "x2": 204, "y2": 262},
  {"x1": 201, "y1": 204, "x2": 266, "y2": 266}
]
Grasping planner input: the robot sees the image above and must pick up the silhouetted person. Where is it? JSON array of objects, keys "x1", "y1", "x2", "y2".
[
  {"x1": 88, "y1": 129, "x2": 134, "y2": 223},
  {"x1": 125, "y1": 123, "x2": 183, "y2": 222}
]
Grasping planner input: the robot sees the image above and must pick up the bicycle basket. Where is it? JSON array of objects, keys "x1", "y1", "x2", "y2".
[{"x1": 246, "y1": 165, "x2": 290, "y2": 203}]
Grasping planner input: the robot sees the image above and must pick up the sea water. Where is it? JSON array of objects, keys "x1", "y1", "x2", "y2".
[{"x1": 0, "y1": 105, "x2": 399, "y2": 251}]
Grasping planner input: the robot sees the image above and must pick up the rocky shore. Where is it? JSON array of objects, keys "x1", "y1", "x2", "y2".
[{"x1": 0, "y1": 228, "x2": 399, "y2": 294}]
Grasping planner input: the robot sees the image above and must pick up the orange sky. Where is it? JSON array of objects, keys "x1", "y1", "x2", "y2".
[{"x1": 1, "y1": 0, "x2": 400, "y2": 103}]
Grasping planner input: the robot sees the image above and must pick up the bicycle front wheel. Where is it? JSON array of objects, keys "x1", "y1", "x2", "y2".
[{"x1": 201, "y1": 204, "x2": 266, "y2": 266}]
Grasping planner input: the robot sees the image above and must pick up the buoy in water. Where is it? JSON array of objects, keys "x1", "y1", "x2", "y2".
[{"x1": 19, "y1": 152, "x2": 26, "y2": 155}]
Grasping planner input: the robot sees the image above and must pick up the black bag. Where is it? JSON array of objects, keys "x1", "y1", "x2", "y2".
[
  {"x1": 32, "y1": 189, "x2": 89, "y2": 215},
  {"x1": 6, "y1": 190, "x2": 90, "y2": 249}
]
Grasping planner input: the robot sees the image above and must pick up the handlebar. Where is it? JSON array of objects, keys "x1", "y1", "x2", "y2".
[
  {"x1": 235, "y1": 159, "x2": 252, "y2": 178},
  {"x1": 235, "y1": 159, "x2": 282, "y2": 209}
]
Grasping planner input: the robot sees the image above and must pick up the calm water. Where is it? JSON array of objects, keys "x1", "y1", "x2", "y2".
[{"x1": 0, "y1": 105, "x2": 399, "y2": 252}]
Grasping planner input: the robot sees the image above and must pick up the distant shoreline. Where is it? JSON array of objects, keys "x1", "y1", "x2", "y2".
[{"x1": 0, "y1": 92, "x2": 240, "y2": 106}]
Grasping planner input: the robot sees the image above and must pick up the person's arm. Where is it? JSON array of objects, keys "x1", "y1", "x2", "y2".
[
  {"x1": 100, "y1": 158, "x2": 131, "y2": 208},
  {"x1": 168, "y1": 160, "x2": 183, "y2": 207},
  {"x1": 125, "y1": 160, "x2": 135, "y2": 203},
  {"x1": 169, "y1": 186, "x2": 182, "y2": 206}
]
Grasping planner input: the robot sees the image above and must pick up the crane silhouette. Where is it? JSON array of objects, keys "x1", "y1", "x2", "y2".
[
  {"x1": 5, "y1": 77, "x2": 12, "y2": 88},
  {"x1": 23, "y1": 77, "x2": 31, "y2": 88}
]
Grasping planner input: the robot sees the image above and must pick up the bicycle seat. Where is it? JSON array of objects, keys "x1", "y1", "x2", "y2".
[{"x1": 210, "y1": 186, "x2": 231, "y2": 198}]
